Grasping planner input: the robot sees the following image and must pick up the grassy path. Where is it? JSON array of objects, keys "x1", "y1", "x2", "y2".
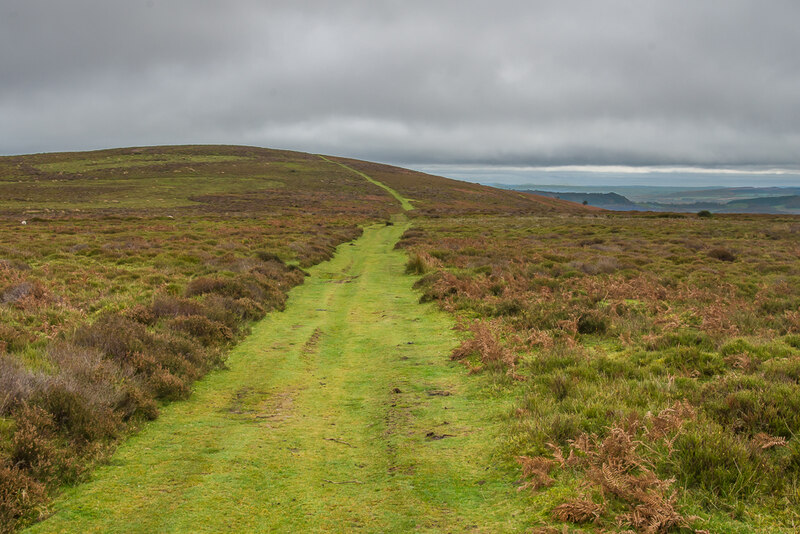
[
  {"x1": 28, "y1": 177, "x2": 530, "y2": 533},
  {"x1": 318, "y1": 155, "x2": 415, "y2": 211}
]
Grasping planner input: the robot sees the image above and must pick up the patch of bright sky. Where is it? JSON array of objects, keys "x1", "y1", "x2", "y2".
[{"x1": 410, "y1": 165, "x2": 800, "y2": 188}]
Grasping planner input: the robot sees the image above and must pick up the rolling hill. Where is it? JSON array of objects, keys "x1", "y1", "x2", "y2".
[
  {"x1": 4, "y1": 145, "x2": 798, "y2": 533},
  {"x1": 0, "y1": 145, "x2": 590, "y2": 532}
]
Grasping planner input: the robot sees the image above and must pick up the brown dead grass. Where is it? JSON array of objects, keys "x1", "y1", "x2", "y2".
[
  {"x1": 551, "y1": 498, "x2": 603, "y2": 524},
  {"x1": 520, "y1": 404, "x2": 699, "y2": 532}
]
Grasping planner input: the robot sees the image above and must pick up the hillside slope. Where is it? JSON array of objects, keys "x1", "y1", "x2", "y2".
[
  {"x1": 0, "y1": 145, "x2": 588, "y2": 218},
  {"x1": 329, "y1": 156, "x2": 594, "y2": 216},
  {"x1": 0, "y1": 145, "x2": 589, "y2": 531}
]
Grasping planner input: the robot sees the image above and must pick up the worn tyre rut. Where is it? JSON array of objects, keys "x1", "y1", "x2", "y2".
[{"x1": 27, "y1": 175, "x2": 530, "y2": 533}]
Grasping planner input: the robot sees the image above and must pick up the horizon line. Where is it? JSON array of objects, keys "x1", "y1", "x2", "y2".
[{"x1": 411, "y1": 164, "x2": 800, "y2": 176}]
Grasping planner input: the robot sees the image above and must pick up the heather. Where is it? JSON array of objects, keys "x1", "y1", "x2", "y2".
[
  {"x1": 400, "y1": 211, "x2": 800, "y2": 531},
  {"x1": 0, "y1": 146, "x2": 396, "y2": 531}
]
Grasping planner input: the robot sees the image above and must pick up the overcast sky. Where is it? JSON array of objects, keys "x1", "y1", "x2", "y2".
[{"x1": 2, "y1": 0, "x2": 800, "y2": 171}]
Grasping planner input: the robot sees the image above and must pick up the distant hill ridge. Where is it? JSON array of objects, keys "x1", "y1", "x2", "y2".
[
  {"x1": 523, "y1": 188, "x2": 800, "y2": 215},
  {"x1": 526, "y1": 190, "x2": 639, "y2": 208},
  {"x1": 0, "y1": 145, "x2": 592, "y2": 218}
]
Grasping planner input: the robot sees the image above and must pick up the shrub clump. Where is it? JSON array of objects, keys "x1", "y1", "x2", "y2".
[
  {"x1": 0, "y1": 460, "x2": 47, "y2": 534},
  {"x1": 708, "y1": 247, "x2": 736, "y2": 262},
  {"x1": 150, "y1": 295, "x2": 205, "y2": 319},
  {"x1": 577, "y1": 312, "x2": 609, "y2": 335},
  {"x1": 185, "y1": 276, "x2": 253, "y2": 299},
  {"x1": 167, "y1": 315, "x2": 233, "y2": 347},
  {"x1": 255, "y1": 250, "x2": 283, "y2": 263},
  {"x1": 0, "y1": 324, "x2": 31, "y2": 353},
  {"x1": 1, "y1": 281, "x2": 46, "y2": 305},
  {"x1": 0, "y1": 356, "x2": 35, "y2": 413},
  {"x1": 451, "y1": 321, "x2": 518, "y2": 373},
  {"x1": 405, "y1": 253, "x2": 431, "y2": 275}
]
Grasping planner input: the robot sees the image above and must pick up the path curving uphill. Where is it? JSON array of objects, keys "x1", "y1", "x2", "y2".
[{"x1": 27, "y1": 170, "x2": 529, "y2": 533}]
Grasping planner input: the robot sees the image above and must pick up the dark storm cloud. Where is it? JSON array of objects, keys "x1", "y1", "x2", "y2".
[{"x1": 2, "y1": 0, "x2": 799, "y2": 167}]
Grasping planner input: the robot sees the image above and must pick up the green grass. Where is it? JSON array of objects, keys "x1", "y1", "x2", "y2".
[
  {"x1": 3, "y1": 145, "x2": 567, "y2": 532},
  {"x1": 319, "y1": 156, "x2": 415, "y2": 211},
  {"x1": 32, "y1": 154, "x2": 254, "y2": 173},
  {"x1": 2, "y1": 145, "x2": 591, "y2": 532},
  {"x1": 26, "y1": 219, "x2": 536, "y2": 533},
  {"x1": 400, "y1": 212, "x2": 800, "y2": 532},
  {"x1": 0, "y1": 148, "x2": 380, "y2": 211},
  {"x1": 0, "y1": 145, "x2": 409, "y2": 531},
  {"x1": 0, "y1": 176, "x2": 284, "y2": 209}
]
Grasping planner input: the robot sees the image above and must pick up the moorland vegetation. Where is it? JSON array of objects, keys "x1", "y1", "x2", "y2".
[
  {"x1": 2, "y1": 145, "x2": 798, "y2": 533},
  {"x1": 1, "y1": 145, "x2": 562, "y2": 531},
  {"x1": 0, "y1": 145, "x2": 404, "y2": 530},
  {"x1": 397, "y1": 210, "x2": 800, "y2": 532}
]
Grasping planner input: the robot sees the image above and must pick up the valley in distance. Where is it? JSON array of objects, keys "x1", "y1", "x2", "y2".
[{"x1": 505, "y1": 184, "x2": 800, "y2": 214}]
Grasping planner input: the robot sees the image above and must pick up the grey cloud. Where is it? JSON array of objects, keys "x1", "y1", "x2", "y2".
[{"x1": 1, "y1": 0, "x2": 799, "y2": 167}]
